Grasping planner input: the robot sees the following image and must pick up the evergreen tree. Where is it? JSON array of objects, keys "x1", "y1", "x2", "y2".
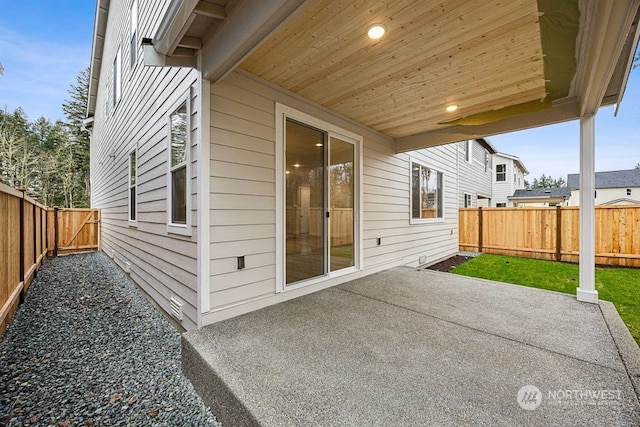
[
  {"x1": 0, "y1": 66, "x2": 91, "y2": 208},
  {"x1": 62, "y1": 67, "x2": 91, "y2": 206},
  {"x1": 531, "y1": 174, "x2": 566, "y2": 188}
]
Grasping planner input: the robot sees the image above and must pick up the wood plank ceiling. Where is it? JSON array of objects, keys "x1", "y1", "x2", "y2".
[{"x1": 240, "y1": 0, "x2": 546, "y2": 139}]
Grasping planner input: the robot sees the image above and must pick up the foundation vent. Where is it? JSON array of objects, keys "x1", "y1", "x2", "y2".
[{"x1": 170, "y1": 296, "x2": 183, "y2": 321}]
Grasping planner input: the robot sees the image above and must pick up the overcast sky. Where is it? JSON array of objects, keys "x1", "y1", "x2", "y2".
[{"x1": 1, "y1": 2, "x2": 638, "y2": 183}]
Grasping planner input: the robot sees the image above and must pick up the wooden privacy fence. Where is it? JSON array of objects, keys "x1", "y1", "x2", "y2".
[
  {"x1": 459, "y1": 206, "x2": 640, "y2": 267},
  {"x1": 0, "y1": 183, "x2": 100, "y2": 334},
  {"x1": 286, "y1": 207, "x2": 354, "y2": 246}
]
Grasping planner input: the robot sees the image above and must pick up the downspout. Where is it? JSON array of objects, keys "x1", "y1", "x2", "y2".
[{"x1": 196, "y1": 52, "x2": 211, "y2": 329}]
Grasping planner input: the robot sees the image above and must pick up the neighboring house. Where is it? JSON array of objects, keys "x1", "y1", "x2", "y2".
[
  {"x1": 491, "y1": 152, "x2": 528, "y2": 207},
  {"x1": 457, "y1": 138, "x2": 496, "y2": 208},
  {"x1": 508, "y1": 187, "x2": 571, "y2": 207},
  {"x1": 85, "y1": 0, "x2": 639, "y2": 330},
  {"x1": 567, "y1": 169, "x2": 640, "y2": 206}
]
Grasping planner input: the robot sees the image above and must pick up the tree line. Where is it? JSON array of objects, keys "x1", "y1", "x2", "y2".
[{"x1": 0, "y1": 68, "x2": 90, "y2": 208}]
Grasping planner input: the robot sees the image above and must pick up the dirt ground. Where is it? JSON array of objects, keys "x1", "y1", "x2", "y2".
[{"x1": 423, "y1": 255, "x2": 473, "y2": 272}]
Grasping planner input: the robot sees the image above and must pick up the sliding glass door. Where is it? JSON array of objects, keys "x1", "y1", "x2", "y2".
[
  {"x1": 285, "y1": 119, "x2": 355, "y2": 286},
  {"x1": 329, "y1": 136, "x2": 354, "y2": 272}
]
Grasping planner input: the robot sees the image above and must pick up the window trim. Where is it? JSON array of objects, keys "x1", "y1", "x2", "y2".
[
  {"x1": 496, "y1": 163, "x2": 506, "y2": 182},
  {"x1": 113, "y1": 46, "x2": 122, "y2": 109},
  {"x1": 485, "y1": 150, "x2": 491, "y2": 172},
  {"x1": 409, "y1": 158, "x2": 445, "y2": 224},
  {"x1": 464, "y1": 193, "x2": 472, "y2": 208},
  {"x1": 464, "y1": 140, "x2": 472, "y2": 163},
  {"x1": 128, "y1": 148, "x2": 138, "y2": 225},
  {"x1": 129, "y1": 0, "x2": 138, "y2": 71},
  {"x1": 166, "y1": 93, "x2": 191, "y2": 236}
]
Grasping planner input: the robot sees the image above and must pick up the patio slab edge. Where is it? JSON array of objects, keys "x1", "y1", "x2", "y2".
[{"x1": 599, "y1": 300, "x2": 640, "y2": 402}]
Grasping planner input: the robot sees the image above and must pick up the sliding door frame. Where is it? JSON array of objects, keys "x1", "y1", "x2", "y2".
[{"x1": 275, "y1": 103, "x2": 363, "y2": 293}]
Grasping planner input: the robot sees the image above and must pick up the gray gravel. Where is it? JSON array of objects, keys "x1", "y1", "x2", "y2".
[{"x1": 0, "y1": 251, "x2": 221, "y2": 427}]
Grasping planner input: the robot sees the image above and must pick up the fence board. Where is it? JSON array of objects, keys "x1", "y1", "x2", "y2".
[
  {"x1": 0, "y1": 183, "x2": 100, "y2": 336},
  {"x1": 459, "y1": 206, "x2": 640, "y2": 267},
  {"x1": 0, "y1": 188, "x2": 22, "y2": 335}
]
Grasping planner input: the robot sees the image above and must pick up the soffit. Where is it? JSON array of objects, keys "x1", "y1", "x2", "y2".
[{"x1": 239, "y1": 0, "x2": 547, "y2": 139}]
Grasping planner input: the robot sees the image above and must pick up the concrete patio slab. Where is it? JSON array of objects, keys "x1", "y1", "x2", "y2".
[{"x1": 183, "y1": 267, "x2": 640, "y2": 426}]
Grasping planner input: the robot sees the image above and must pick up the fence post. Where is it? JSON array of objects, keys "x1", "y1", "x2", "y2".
[
  {"x1": 18, "y1": 190, "x2": 25, "y2": 303},
  {"x1": 478, "y1": 207, "x2": 483, "y2": 253},
  {"x1": 53, "y1": 207, "x2": 59, "y2": 257},
  {"x1": 33, "y1": 203, "x2": 37, "y2": 270},
  {"x1": 556, "y1": 205, "x2": 562, "y2": 262}
]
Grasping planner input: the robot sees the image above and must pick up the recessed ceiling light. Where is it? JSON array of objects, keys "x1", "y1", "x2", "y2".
[
  {"x1": 367, "y1": 24, "x2": 386, "y2": 40},
  {"x1": 293, "y1": 163, "x2": 300, "y2": 168},
  {"x1": 285, "y1": 170, "x2": 290, "y2": 174},
  {"x1": 446, "y1": 104, "x2": 458, "y2": 113},
  {"x1": 315, "y1": 143, "x2": 323, "y2": 147}
]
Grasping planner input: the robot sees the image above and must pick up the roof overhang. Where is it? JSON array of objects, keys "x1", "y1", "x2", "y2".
[
  {"x1": 495, "y1": 152, "x2": 529, "y2": 175},
  {"x1": 86, "y1": 0, "x2": 109, "y2": 118},
  {"x1": 91, "y1": 0, "x2": 640, "y2": 149},
  {"x1": 476, "y1": 138, "x2": 498, "y2": 155},
  {"x1": 508, "y1": 195, "x2": 569, "y2": 203}
]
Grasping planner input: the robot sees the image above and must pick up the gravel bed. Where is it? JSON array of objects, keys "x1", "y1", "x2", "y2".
[{"x1": 0, "y1": 251, "x2": 221, "y2": 427}]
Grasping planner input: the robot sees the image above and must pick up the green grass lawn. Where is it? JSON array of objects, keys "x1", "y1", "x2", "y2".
[{"x1": 451, "y1": 254, "x2": 640, "y2": 345}]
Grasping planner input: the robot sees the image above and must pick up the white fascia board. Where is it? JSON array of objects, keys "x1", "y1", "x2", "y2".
[
  {"x1": 153, "y1": 0, "x2": 199, "y2": 56},
  {"x1": 577, "y1": 0, "x2": 640, "y2": 116},
  {"x1": 87, "y1": 0, "x2": 110, "y2": 118}
]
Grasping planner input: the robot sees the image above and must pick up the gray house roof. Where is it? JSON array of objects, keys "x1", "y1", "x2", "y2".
[
  {"x1": 567, "y1": 169, "x2": 640, "y2": 190},
  {"x1": 509, "y1": 187, "x2": 571, "y2": 199}
]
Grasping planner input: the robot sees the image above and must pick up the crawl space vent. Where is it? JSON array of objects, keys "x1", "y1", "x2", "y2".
[{"x1": 170, "y1": 297, "x2": 183, "y2": 321}]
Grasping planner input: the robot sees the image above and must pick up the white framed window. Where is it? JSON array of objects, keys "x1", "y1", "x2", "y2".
[
  {"x1": 129, "y1": 149, "x2": 137, "y2": 223},
  {"x1": 113, "y1": 46, "x2": 121, "y2": 108},
  {"x1": 464, "y1": 140, "x2": 472, "y2": 163},
  {"x1": 130, "y1": 0, "x2": 138, "y2": 70},
  {"x1": 464, "y1": 193, "x2": 472, "y2": 208},
  {"x1": 496, "y1": 164, "x2": 506, "y2": 182},
  {"x1": 496, "y1": 202, "x2": 507, "y2": 207},
  {"x1": 410, "y1": 159, "x2": 444, "y2": 223},
  {"x1": 167, "y1": 97, "x2": 190, "y2": 235}
]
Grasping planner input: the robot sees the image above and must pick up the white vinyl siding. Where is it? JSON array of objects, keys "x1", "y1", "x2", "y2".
[
  {"x1": 491, "y1": 153, "x2": 527, "y2": 207},
  {"x1": 204, "y1": 70, "x2": 458, "y2": 325},
  {"x1": 457, "y1": 140, "x2": 492, "y2": 208},
  {"x1": 90, "y1": 0, "x2": 200, "y2": 330}
]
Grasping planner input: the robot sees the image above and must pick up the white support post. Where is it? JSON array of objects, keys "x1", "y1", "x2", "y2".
[{"x1": 577, "y1": 114, "x2": 598, "y2": 303}]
